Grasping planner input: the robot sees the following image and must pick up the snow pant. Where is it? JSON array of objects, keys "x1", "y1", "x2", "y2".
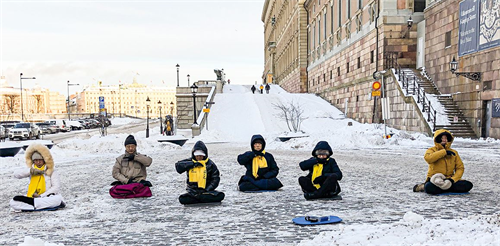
[
  {"x1": 424, "y1": 180, "x2": 473, "y2": 195},
  {"x1": 299, "y1": 175, "x2": 341, "y2": 199},
  {"x1": 10, "y1": 194, "x2": 64, "y2": 211},
  {"x1": 179, "y1": 191, "x2": 225, "y2": 205},
  {"x1": 266, "y1": 90, "x2": 269, "y2": 94},
  {"x1": 238, "y1": 175, "x2": 283, "y2": 191}
]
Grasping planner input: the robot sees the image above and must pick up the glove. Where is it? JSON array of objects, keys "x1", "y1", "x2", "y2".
[
  {"x1": 446, "y1": 150, "x2": 456, "y2": 156},
  {"x1": 127, "y1": 155, "x2": 135, "y2": 161},
  {"x1": 139, "y1": 180, "x2": 153, "y2": 187},
  {"x1": 193, "y1": 162, "x2": 203, "y2": 168},
  {"x1": 316, "y1": 158, "x2": 327, "y2": 164},
  {"x1": 30, "y1": 168, "x2": 45, "y2": 176},
  {"x1": 445, "y1": 178, "x2": 455, "y2": 185},
  {"x1": 313, "y1": 176, "x2": 327, "y2": 184},
  {"x1": 127, "y1": 178, "x2": 135, "y2": 184}
]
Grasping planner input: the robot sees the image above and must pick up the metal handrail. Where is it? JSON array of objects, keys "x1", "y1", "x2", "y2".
[{"x1": 384, "y1": 52, "x2": 437, "y2": 131}]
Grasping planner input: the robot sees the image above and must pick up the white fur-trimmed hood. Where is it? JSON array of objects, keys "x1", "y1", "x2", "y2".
[{"x1": 25, "y1": 143, "x2": 54, "y2": 176}]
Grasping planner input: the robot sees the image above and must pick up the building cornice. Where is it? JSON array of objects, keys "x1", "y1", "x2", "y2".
[{"x1": 261, "y1": 0, "x2": 270, "y2": 22}]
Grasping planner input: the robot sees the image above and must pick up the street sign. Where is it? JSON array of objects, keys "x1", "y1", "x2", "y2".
[
  {"x1": 371, "y1": 91, "x2": 381, "y2": 97},
  {"x1": 203, "y1": 108, "x2": 210, "y2": 113},
  {"x1": 372, "y1": 81, "x2": 381, "y2": 90},
  {"x1": 99, "y1": 96, "x2": 105, "y2": 109}
]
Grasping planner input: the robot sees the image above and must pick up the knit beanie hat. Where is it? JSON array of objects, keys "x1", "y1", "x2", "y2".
[
  {"x1": 124, "y1": 135, "x2": 137, "y2": 146},
  {"x1": 31, "y1": 151, "x2": 44, "y2": 161}
]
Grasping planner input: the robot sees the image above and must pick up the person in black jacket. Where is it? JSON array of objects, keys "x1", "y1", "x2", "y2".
[
  {"x1": 299, "y1": 141, "x2": 342, "y2": 200},
  {"x1": 175, "y1": 141, "x2": 225, "y2": 204},
  {"x1": 237, "y1": 134, "x2": 283, "y2": 191},
  {"x1": 251, "y1": 85, "x2": 256, "y2": 94}
]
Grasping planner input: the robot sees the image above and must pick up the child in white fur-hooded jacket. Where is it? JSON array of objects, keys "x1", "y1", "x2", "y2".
[{"x1": 10, "y1": 143, "x2": 65, "y2": 211}]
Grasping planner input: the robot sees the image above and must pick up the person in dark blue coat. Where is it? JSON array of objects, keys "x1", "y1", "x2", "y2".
[
  {"x1": 299, "y1": 141, "x2": 342, "y2": 200},
  {"x1": 237, "y1": 134, "x2": 283, "y2": 191},
  {"x1": 175, "y1": 141, "x2": 225, "y2": 204}
]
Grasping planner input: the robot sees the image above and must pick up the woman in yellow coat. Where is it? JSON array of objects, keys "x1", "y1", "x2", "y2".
[{"x1": 421, "y1": 129, "x2": 473, "y2": 194}]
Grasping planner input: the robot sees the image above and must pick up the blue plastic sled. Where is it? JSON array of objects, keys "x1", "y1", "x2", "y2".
[
  {"x1": 242, "y1": 190, "x2": 278, "y2": 193},
  {"x1": 21, "y1": 202, "x2": 66, "y2": 212},
  {"x1": 435, "y1": 192, "x2": 470, "y2": 196},
  {"x1": 292, "y1": 215, "x2": 342, "y2": 225}
]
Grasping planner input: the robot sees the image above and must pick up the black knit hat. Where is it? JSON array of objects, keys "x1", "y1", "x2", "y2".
[{"x1": 124, "y1": 135, "x2": 137, "y2": 146}]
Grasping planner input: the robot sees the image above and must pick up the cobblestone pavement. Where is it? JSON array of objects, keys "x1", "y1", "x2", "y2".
[{"x1": 1, "y1": 142, "x2": 499, "y2": 245}]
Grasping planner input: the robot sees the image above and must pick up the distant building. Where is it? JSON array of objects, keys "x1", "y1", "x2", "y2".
[
  {"x1": 0, "y1": 76, "x2": 66, "y2": 121},
  {"x1": 77, "y1": 78, "x2": 176, "y2": 119}
]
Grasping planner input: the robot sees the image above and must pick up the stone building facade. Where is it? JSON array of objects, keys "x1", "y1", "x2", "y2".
[
  {"x1": 77, "y1": 78, "x2": 176, "y2": 119},
  {"x1": 424, "y1": 0, "x2": 500, "y2": 138},
  {"x1": 262, "y1": 0, "x2": 309, "y2": 93},
  {"x1": 304, "y1": 0, "x2": 423, "y2": 124}
]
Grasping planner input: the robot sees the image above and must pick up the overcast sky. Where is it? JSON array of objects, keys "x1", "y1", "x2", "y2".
[{"x1": 0, "y1": 0, "x2": 265, "y2": 95}]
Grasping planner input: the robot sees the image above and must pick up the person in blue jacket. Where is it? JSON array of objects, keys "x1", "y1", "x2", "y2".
[
  {"x1": 237, "y1": 134, "x2": 283, "y2": 191},
  {"x1": 299, "y1": 141, "x2": 343, "y2": 200}
]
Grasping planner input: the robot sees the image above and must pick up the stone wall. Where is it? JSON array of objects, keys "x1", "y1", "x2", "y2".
[
  {"x1": 424, "y1": 0, "x2": 500, "y2": 138},
  {"x1": 176, "y1": 86, "x2": 212, "y2": 129}
]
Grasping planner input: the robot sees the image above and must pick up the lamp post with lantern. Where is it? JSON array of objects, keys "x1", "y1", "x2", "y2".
[
  {"x1": 146, "y1": 97, "x2": 150, "y2": 138},
  {"x1": 190, "y1": 84, "x2": 198, "y2": 124}
]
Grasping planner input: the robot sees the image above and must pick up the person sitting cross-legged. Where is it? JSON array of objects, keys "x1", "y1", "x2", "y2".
[
  {"x1": 237, "y1": 134, "x2": 283, "y2": 191},
  {"x1": 176, "y1": 141, "x2": 225, "y2": 205},
  {"x1": 111, "y1": 135, "x2": 153, "y2": 187},
  {"x1": 298, "y1": 141, "x2": 343, "y2": 200},
  {"x1": 413, "y1": 129, "x2": 473, "y2": 194},
  {"x1": 10, "y1": 143, "x2": 66, "y2": 211}
]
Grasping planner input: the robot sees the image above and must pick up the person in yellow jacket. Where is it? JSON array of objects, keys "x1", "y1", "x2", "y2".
[{"x1": 414, "y1": 129, "x2": 473, "y2": 194}]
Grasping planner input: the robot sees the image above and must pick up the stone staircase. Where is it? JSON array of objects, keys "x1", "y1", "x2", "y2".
[{"x1": 397, "y1": 68, "x2": 477, "y2": 138}]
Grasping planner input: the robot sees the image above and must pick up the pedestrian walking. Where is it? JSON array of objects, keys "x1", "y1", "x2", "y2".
[
  {"x1": 237, "y1": 134, "x2": 283, "y2": 191},
  {"x1": 10, "y1": 143, "x2": 66, "y2": 211},
  {"x1": 251, "y1": 85, "x2": 256, "y2": 94},
  {"x1": 413, "y1": 129, "x2": 473, "y2": 194},
  {"x1": 298, "y1": 141, "x2": 343, "y2": 200},
  {"x1": 265, "y1": 84, "x2": 270, "y2": 94},
  {"x1": 260, "y1": 84, "x2": 264, "y2": 94},
  {"x1": 176, "y1": 141, "x2": 225, "y2": 204}
]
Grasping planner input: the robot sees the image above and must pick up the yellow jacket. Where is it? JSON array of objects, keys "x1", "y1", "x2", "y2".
[{"x1": 424, "y1": 129, "x2": 464, "y2": 182}]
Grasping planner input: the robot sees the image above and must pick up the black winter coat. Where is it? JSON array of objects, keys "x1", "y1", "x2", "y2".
[
  {"x1": 299, "y1": 141, "x2": 343, "y2": 181},
  {"x1": 175, "y1": 141, "x2": 221, "y2": 193},
  {"x1": 237, "y1": 134, "x2": 279, "y2": 179}
]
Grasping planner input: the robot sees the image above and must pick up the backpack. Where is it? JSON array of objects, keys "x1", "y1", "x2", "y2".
[{"x1": 109, "y1": 183, "x2": 152, "y2": 199}]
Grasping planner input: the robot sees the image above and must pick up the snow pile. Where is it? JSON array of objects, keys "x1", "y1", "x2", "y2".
[
  {"x1": 198, "y1": 84, "x2": 430, "y2": 150},
  {"x1": 300, "y1": 212, "x2": 500, "y2": 245},
  {"x1": 18, "y1": 236, "x2": 64, "y2": 246}
]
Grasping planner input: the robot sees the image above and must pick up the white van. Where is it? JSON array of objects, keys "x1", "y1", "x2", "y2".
[{"x1": 45, "y1": 119, "x2": 71, "y2": 132}]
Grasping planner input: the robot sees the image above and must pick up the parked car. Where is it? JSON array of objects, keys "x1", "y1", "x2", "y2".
[
  {"x1": 36, "y1": 122, "x2": 59, "y2": 134},
  {"x1": 67, "y1": 120, "x2": 83, "y2": 130},
  {"x1": 0, "y1": 125, "x2": 6, "y2": 141},
  {"x1": 78, "y1": 120, "x2": 91, "y2": 129},
  {"x1": 45, "y1": 119, "x2": 71, "y2": 132},
  {"x1": 9, "y1": 123, "x2": 40, "y2": 140}
]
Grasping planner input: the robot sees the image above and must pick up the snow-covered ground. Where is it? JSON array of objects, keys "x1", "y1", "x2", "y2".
[{"x1": 1, "y1": 85, "x2": 499, "y2": 245}]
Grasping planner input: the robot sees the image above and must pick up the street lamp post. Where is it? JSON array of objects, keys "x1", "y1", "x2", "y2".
[
  {"x1": 67, "y1": 80, "x2": 79, "y2": 120},
  {"x1": 158, "y1": 100, "x2": 163, "y2": 135},
  {"x1": 19, "y1": 73, "x2": 36, "y2": 121},
  {"x1": 190, "y1": 84, "x2": 198, "y2": 124},
  {"x1": 187, "y1": 74, "x2": 190, "y2": 87},
  {"x1": 449, "y1": 56, "x2": 482, "y2": 81},
  {"x1": 119, "y1": 83, "x2": 123, "y2": 117},
  {"x1": 176, "y1": 64, "x2": 180, "y2": 87},
  {"x1": 170, "y1": 101, "x2": 174, "y2": 115},
  {"x1": 146, "y1": 97, "x2": 150, "y2": 138}
]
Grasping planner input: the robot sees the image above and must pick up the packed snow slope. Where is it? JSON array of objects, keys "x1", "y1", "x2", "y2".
[{"x1": 201, "y1": 84, "x2": 429, "y2": 149}]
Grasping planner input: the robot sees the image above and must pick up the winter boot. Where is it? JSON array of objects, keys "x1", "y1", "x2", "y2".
[{"x1": 413, "y1": 183, "x2": 425, "y2": 192}]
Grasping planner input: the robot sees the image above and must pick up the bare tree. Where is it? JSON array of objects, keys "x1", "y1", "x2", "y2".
[
  {"x1": 273, "y1": 100, "x2": 306, "y2": 132},
  {"x1": 32, "y1": 94, "x2": 44, "y2": 113},
  {"x1": 4, "y1": 95, "x2": 19, "y2": 114}
]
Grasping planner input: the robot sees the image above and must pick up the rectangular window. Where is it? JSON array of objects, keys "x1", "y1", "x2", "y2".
[
  {"x1": 359, "y1": 0, "x2": 362, "y2": 9},
  {"x1": 347, "y1": 0, "x2": 351, "y2": 19},
  {"x1": 318, "y1": 20, "x2": 321, "y2": 45},
  {"x1": 324, "y1": 12, "x2": 327, "y2": 40},
  {"x1": 445, "y1": 31, "x2": 451, "y2": 48},
  {"x1": 331, "y1": 4, "x2": 334, "y2": 34},
  {"x1": 347, "y1": 62, "x2": 350, "y2": 73},
  {"x1": 358, "y1": 57, "x2": 361, "y2": 68},
  {"x1": 356, "y1": 95, "x2": 359, "y2": 102},
  {"x1": 337, "y1": 67, "x2": 340, "y2": 76},
  {"x1": 371, "y1": 50, "x2": 374, "y2": 63},
  {"x1": 338, "y1": 0, "x2": 342, "y2": 27},
  {"x1": 483, "y1": 81, "x2": 492, "y2": 91},
  {"x1": 318, "y1": 76, "x2": 321, "y2": 83},
  {"x1": 330, "y1": 70, "x2": 333, "y2": 79},
  {"x1": 323, "y1": 73, "x2": 326, "y2": 82},
  {"x1": 313, "y1": 26, "x2": 316, "y2": 48}
]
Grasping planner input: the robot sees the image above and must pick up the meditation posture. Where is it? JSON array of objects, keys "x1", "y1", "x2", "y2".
[{"x1": 112, "y1": 135, "x2": 153, "y2": 187}]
